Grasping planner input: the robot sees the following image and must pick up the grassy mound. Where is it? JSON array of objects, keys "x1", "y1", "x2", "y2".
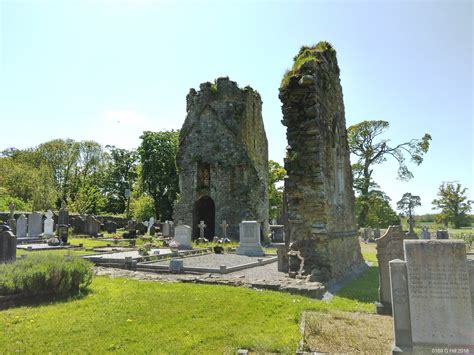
[{"x1": 0, "y1": 254, "x2": 93, "y2": 297}]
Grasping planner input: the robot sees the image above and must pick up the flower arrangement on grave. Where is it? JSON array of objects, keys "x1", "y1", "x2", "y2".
[{"x1": 138, "y1": 243, "x2": 152, "y2": 256}]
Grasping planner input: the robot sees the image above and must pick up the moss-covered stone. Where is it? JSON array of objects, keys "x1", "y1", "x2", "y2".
[
  {"x1": 174, "y1": 77, "x2": 269, "y2": 240},
  {"x1": 280, "y1": 42, "x2": 364, "y2": 282}
]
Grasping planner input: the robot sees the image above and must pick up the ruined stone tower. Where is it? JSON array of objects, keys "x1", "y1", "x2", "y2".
[
  {"x1": 174, "y1": 77, "x2": 269, "y2": 239},
  {"x1": 279, "y1": 42, "x2": 364, "y2": 282}
]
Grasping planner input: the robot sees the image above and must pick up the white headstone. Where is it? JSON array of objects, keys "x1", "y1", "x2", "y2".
[
  {"x1": 43, "y1": 210, "x2": 54, "y2": 237},
  {"x1": 174, "y1": 225, "x2": 192, "y2": 249},
  {"x1": 27, "y1": 212, "x2": 43, "y2": 237},
  {"x1": 16, "y1": 214, "x2": 27, "y2": 238},
  {"x1": 236, "y1": 221, "x2": 264, "y2": 256},
  {"x1": 147, "y1": 217, "x2": 155, "y2": 235},
  {"x1": 162, "y1": 221, "x2": 171, "y2": 237}
]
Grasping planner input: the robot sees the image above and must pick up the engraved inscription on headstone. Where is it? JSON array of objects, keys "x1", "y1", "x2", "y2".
[{"x1": 405, "y1": 240, "x2": 473, "y2": 346}]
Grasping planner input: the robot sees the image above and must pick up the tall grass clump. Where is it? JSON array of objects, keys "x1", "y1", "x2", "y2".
[{"x1": 0, "y1": 254, "x2": 93, "y2": 296}]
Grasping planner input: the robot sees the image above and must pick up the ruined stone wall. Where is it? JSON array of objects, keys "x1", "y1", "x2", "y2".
[
  {"x1": 280, "y1": 42, "x2": 364, "y2": 282},
  {"x1": 174, "y1": 77, "x2": 269, "y2": 239}
]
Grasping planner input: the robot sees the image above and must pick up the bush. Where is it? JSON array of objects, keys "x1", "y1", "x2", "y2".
[
  {"x1": 0, "y1": 254, "x2": 93, "y2": 297},
  {"x1": 130, "y1": 194, "x2": 155, "y2": 221}
]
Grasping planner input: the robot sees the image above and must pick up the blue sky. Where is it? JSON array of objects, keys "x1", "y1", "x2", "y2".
[{"x1": 0, "y1": 0, "x2": 472, "y2": 214}]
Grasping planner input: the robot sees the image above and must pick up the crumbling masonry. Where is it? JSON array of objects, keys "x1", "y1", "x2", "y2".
[{"x1": 280, "y1": 42, "x2": 364, "y2": 282}]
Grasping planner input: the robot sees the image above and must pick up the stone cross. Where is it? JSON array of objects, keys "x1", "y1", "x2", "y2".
[
  {"x1": 198, "y1": 220, "x2": 207, "y2": 238},
  {"x1": 147, "y1": 217, "x2": 155, "y2": 235},
  {"x1": 220, "y1": 220, "x2": 229, "y2": 238}
]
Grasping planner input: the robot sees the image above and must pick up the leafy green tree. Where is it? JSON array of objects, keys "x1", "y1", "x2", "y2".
[
  {"x1": 68, "y1": 179, "x2": 107, "y2": 215},
  {"x1": 348, "y1": 120, "x2": 431, "y2": 226},
  {"x1": 138, "y1": 130, "x2": 179, "y2": 221},
  {"x1": 397, "y1": 192, "x2": 421, "y2": 233},
  {"x1": 432, "y1": 182, "x2": 472, "y2": 228},
  {"x1": 102, "y1": 145, "x2": 138, "y2": 214},
  {"x1": 130, "y1": 194, "x2": 156, "y2": 221},
  {"x1": 268, "y1": 160, "x2": 286, "y2": 220},
  {"x1": 355, "y1": 190, "x2": 400, "y2": 228},
  {"x1": 37, "y1": 139, "x2": 80, "y2": 204}
]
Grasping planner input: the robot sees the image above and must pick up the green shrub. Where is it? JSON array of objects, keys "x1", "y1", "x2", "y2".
[{"x1": 0, "y1": 254, "x2": 93, "y2": 296}]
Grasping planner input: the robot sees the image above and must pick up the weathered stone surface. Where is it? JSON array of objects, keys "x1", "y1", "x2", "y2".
[
  {"x1": 404, "y1": 240, "x2": 472, "y2": 348},
  {"x1": 236, "y1": 221, "x2": 264, "y2": 256},
  {"x1": 375, "y1": 225, "x2": 413, "y2": 315},
  {"x1": 279, "y1": 42, "x2": 363, "y2": 282},
  {"x1": 174, "y1": 225, "x2": 192, "y2": 250},
  {"x1": 16, "y1": 214, "x2": 27, "y2": 238},
  {"x1": 389, "y1": 259, "x2": 412, "y2": 352},
  {"x1": 27, "y1": 212, "x2": 43, "y2": 237},
  {"x1": 85, "y1": 215, "x2": 101, "y2": 237},
  {"x1": 174, "y1": 77, "x2": 269, "y2": 240}
]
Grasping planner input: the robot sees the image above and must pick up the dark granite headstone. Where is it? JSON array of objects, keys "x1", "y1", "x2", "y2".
[
  {"x1": 104, "y1": 221, "x2": 118, "y2": 234},
  {"x1": 136, "y1": 222, "x2": 148, "y2": 235},
  {"x1": 0, "y1": 227, "x2": 16, "y2": 263}
]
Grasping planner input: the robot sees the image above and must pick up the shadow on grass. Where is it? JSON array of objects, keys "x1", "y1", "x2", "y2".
[
  {"x1": 335, "y1": 266, "x2": 379, "y2": 304},
  {"x1": 0, "y1": 288, "x2": 93, "y2": 311}
]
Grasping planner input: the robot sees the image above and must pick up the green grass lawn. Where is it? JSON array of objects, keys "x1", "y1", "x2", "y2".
[
  {"x1": 0, "y1": 276, "x2": 371, "y2": 353},
  {"x1": 2, "y1": 242, "x2": 381, "y2": 353}
]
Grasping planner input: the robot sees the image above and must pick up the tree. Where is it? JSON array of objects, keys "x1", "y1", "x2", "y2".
[
  {"x1": 268, "y1": 160, "x2": 286, "y2": 221},
  {"x1": 355, "y1": 190, "x2": 400, "y2": 228},
  {"x1": 397, "y1": 192, "x2": 421, "y2": 234},
  {"x1": 138, "y1": 130, "x2": 180, "y2": 221},
  {"x1": 348, "y1": 120, "x2": 431, "y2": 226},
  {"x1": 432, "y1": 182, "x2": 472, "y2": 228},
  {"x1": 102, "y1": 145, "x2": 138, "y2": 214}
]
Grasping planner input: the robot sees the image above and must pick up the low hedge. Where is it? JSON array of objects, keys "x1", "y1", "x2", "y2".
[{"x1": 0, "y1": 254, "x2": 93, "y2": 297}]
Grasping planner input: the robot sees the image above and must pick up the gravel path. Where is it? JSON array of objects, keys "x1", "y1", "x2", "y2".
[{"x1": 149, "y1": 253, "x2": 274, "y2": 268}]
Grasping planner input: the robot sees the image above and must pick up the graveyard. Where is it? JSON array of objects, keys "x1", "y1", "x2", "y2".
[{"x1": 1, "y1": 1, "x2": 473, "y2": 354}]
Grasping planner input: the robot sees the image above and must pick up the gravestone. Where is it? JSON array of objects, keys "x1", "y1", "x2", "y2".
[
  {"x1": 124, "y1": 220, "x2": 136, "y2": 239},
  {"x1": 104, "y1": 220, "x2": 118, "y2": 234},
  {"x1": 270, "y1": 225, "x2": 285, "y2": 242},
  {"x1": 436, "y1": 229, "x2": 449, "y2": 239},
  {"x1": 85, "y1": 215, "x2": 101, "y2": 236},
  {"x1": 27, "y1": 212, "x2": 43, "y2": 237},
  {"x1": 390, "y1": 240, "x2": 473, "y2": 353},
  {"x1": 375, "y1": 225, "x2": 412, "y2": 315},
  {"x1": 136, "y1": 222, "x2": 147, "y2": 235},
  {"x1": 0, "y1": 228, "x2": 16, "y2": 263},
  {"x1": 421, "y1": 226, "x2": 430, "y2": 240},
  {"x1": 58, "y1": 205, "x2": 69, "y2": 226},
  {"x1": 43, "y1": 210, "x2": 55, "y2": 237},
  {"x1": 169, "y1": 259, "x2": 183, "y2": 273},
  {"x1": 236, "y1": 221, "x2": 264, "y2": 256},
  {"x1": 220, "y1": 220, "x2": 229, "y2": 239},
  {"x1": 16, "y1": 214, "x2": 27, "y2": 238},
  {"x1": 73, "y1": 215, "x2": 87, "y2": 234},
  {"x1": 57, "y1": 205, "x2": 69, "y2": 243},
  {"x1": 149, "y1": 225, "x2": 156, "y2": 236},
  {"x1": 162, "y1": 221, "x2": 171, "y2": 237},
  {"x1": 174, "y1": 225, "x2": 192, "y2": 250},
  {"x1": 147, "y1": 217, "x2": 155, "y2": 235}
]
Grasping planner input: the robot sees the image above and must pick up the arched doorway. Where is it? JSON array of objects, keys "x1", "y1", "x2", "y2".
[{"x1": 193, "y1": 196, "x2": 215, "y2": 239}]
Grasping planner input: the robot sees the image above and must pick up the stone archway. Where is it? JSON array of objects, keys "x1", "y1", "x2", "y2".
[{"x1": 193, "y1": 196, "x2": 215, "y2": 239}]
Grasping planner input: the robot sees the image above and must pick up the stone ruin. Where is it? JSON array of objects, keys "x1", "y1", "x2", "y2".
[
  {"x1": 174, "y1": 77, "x2": 269, "y2": 240},
  {"x1": 279, "y1": 42, "x2": 364, "y2": 282}
]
